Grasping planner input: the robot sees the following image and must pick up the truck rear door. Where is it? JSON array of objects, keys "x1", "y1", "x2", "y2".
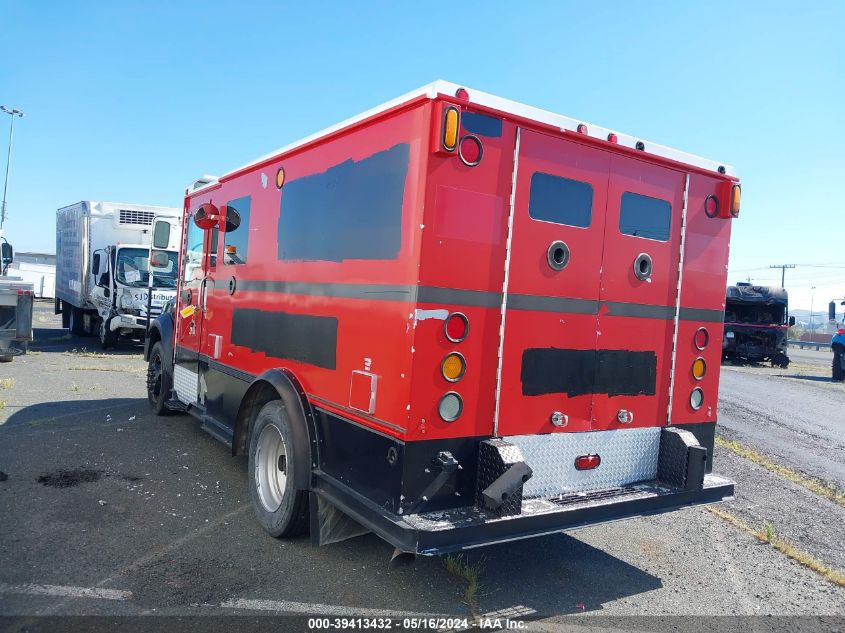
[
  {"x1": 496, "y1": 129, "x2": 685, "y2": 436},
  {"x1": 590, "y1": 155, "x2": 685, "y2": 431},
  {"x1": 496, "y1": 129, "x2": 609, "y2": 435}
]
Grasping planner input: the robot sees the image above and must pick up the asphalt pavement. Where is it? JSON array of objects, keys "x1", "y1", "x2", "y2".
[{"x1": 1, "y1": 303, "x2": 843, "y2": 624}]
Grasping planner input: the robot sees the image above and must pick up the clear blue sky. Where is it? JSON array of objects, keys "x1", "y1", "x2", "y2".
[{"x1": 2, "y1": 1, "x2": 843, "y2": 311}]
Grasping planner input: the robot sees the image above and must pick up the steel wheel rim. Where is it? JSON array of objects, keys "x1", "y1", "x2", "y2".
[{"x1": 255, "y1": 423, "x2": 287, "y2": 513}]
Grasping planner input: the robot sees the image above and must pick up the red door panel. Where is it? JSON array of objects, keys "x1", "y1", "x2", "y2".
[
  {"x1": 591, "y1": 155, "x2": 686, "y2": 430},
  {"x1": 497, "y1": 130, "x2": 610, "y2": 436}
]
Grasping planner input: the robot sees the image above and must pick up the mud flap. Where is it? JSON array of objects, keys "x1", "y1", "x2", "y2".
[
  {"x1": 657, "y1": 427, "x2": 707, "y2": 491},
  {"x1": 309, "y1": 492, "x2": 370, "y2": 547},
  {"x1": 476, "y1": 439, "x2": 533, "y2": 517}
]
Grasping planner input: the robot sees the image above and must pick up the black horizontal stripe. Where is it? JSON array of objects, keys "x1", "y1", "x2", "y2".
[{"x1": 225, "y1": 279, "x2": 723, "y2": 322}]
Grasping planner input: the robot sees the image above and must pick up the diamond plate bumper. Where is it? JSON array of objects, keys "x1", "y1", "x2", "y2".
[{"x1": 313, "y1": 472, "x2": 735, "y2": 556}]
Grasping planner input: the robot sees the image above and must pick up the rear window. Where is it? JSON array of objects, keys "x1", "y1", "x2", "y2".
[
  {"x1": 619, "y1": 192, "x2": 671, "y2": 241},
  {"x1": 528, "y1": 173, "x2": 593, "y2": 228}
]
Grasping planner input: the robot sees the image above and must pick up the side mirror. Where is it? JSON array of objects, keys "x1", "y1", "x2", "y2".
[
  {"x1": 220, "y1": 205, "x2": 242, "y2": 233},
  {"x1": 92, "y1": 253, "x2": 101, "y2": 275},
  {"x1": 789, "y1": 316, "x2": 796, "y2": 327},
  {"x1": 193, "y1": 203, "x2": 221, "y2": 230},
  {"x1": 152, "y1": 221, "x2": 171, "y2": 249},
  {"x1": 1, "y1": 241, "x2": 13, "y2": 265},
  {"x1": 98, "y1": 272, "x2": 110, "y2": 288}
]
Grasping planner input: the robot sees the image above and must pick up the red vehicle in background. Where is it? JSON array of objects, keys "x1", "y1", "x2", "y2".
[{"x1": 145, "y1": 81, "x2": 741, "y2": 556}]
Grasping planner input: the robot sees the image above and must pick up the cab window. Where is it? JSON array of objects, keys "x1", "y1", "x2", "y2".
[{"x1": 183, "y1": 215, "x2": 205, "y2": 281}]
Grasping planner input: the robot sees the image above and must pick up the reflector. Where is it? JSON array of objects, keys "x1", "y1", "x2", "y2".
[
  {"x1": 574, "y1": 454, "x2": 601, "y2": 470},
  {"x1": 444, "y1": 312, "x2": 469, "y2": 343},
  {"x1": 441, "y1": 353, "x2": 466, "y2": 382}
]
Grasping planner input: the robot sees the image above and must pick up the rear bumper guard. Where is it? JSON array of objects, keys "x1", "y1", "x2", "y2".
[
  {"x1": 314, "y1": 472, "x2": 734, "y2": 555},
  {"x1": 312, "y1": 425, "x2": 734, "y2": 555}
]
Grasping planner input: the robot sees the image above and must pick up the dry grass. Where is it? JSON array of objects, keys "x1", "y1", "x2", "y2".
[
  {"x1": 444, "y1": 554, "x2": 485, "y2": 617},
  {"x1": 707, "y1": 507, "x2": 845, "y2": 587},
  {"x1": 62, "y1": 348, "x2": 109, "y2": 358},
  {"x1": 0, "y1": 378, "x2": 14, "y2": 390},
  {"x1": 716, "y1": 436, "x2": 845, "y2": 509},
  {"x1": 68, "y1": 366, "x2": 146, "y2": 374}
]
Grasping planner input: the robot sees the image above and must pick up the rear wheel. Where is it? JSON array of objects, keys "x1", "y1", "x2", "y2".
[
  {"x1": 146, "y1": 341, "x2": 173, "y2": 416},
  {"x1": 68, "y1": 307, "x2": 85, "y2": 336},
  {"x1": 248, "y1": 401, "x2": 309, "y2": 537}
]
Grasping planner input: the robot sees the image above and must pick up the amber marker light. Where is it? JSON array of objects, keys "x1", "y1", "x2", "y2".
[
  {"x1": 731, "y1": 184, "x2": 741, "y2": 217},
  {"x1": 443, "y1": 106, "x2": 459, "y2": 151},
  {"x1": 441, "y1": 352, "x2": 466, "y2": 382},
  {"x1": 692, "y1": 357, "x2": 707, "y2": 380}
]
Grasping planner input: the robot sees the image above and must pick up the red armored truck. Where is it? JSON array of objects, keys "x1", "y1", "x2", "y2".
[{"x1": 145, "y1": 81, "x2": 740, "y2": 556}]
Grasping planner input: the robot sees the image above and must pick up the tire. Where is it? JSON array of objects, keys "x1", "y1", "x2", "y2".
[
  {"x1": 68, "y1": 307, "x2": 85, "y2": 336},
  {"x1": 146, "y1": 341, "x2": 173, "y2": 416},
  {"x1": 61, "y1": 304, "x2": 70, "y2": 329},
  {"x1": 99, "y1": 318, "x2": 117, "y2": 349},
  {"x1": 833, "y1": 347, "x2": 845, "y2": 382},
  {"x1": 248, "y1": 401, "x2": 309, "y2": 538}
]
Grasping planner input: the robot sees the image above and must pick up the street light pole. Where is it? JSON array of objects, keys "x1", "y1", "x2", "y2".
[
  {"x1": 1, "y1": 105, "x2": 25, "y2": 233},
  {"x1": 810, "y1": 286, "x2": 816, "y2": 332}
]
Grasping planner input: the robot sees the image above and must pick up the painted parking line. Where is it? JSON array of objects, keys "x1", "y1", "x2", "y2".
[
  {"x1": 0, "y1": 583, "x2": 132, "y2": 601},
  {"x1": 220, "y1": 598, "x2": 433, "y2": 618}
]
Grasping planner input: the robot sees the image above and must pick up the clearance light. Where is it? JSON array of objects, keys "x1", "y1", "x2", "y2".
[
  {"x1": 438, "y1": 392, "x2": 463, "y2": 422},
  {"x1": 692, "y1": 357, "x2": 707, "y2": 380},
  {"x1": 441, "y1": 352, "x2": 466, "y2": 382},
  {"x1": 225, "y1": 245, "x2": 237, "y2": 254},
  {"x1": 443, "y1": 106, "x2": 459, "y2": 152},
  {"x1": 576, "y1": 123, "x2": 588, "y2": 134},
  {"x1": 694, "y1": 327, "x2": 710, "y2": 350},
  {"x1": 455, "y1": 87, "x2": 469, "y2": 100},
  {"x1": 575, "y1": 454, "x2": 601, "y2": 471},
  {"x1": 607, "y1": 133, "x2": 618, "y2": 143},
  {"x1": 730, "y1": 184, "x2": 741, "y2": 217},
  {"x1": 276, "y1": 167, "x2": 285, "y2": 189},
  {"x1": 690, "y1": 388, "x2": 704, "y2": 410},
  {"x1": 444, "y1": 312, "x2": 469, "y2": 343}
]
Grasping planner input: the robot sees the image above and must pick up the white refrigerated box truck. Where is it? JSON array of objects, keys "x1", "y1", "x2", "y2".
[{"x1": 55, "y1": 201, "x2": 181, "y2": 348}]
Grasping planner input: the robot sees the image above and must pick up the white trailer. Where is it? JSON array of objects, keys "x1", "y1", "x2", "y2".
[{"x1": 55, "y1": 201, "x2": 181, "y2": 348}]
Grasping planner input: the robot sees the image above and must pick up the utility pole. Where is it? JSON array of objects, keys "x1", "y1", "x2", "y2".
[
  {"x1": 769, "y1": 264, "x2": 795, "y2": 289},
  {"x1": 1, "y1": 105, "x2": 25, "y2": 233}
]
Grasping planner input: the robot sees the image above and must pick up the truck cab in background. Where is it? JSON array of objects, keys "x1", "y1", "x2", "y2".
[
  {"x1": 55, "y1": 201, "x2": 181, "y2": 348},
  {"x1": 723, "y1": 283, "x2": 793, "y2": 368}
]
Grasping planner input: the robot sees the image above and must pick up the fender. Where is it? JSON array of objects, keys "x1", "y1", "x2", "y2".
[
  {"x1": 143, "y1": 307, "x2": 174, "y2": 377},
  {"x1": 234, "y1": 368, "x2": 319, "y2": 491}
]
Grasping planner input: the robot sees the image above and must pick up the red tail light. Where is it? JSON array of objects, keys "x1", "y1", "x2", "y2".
[
  {"x1": 444, "y1": 312, "x2": 469, "y2": 343},
  {"x1": 575, "y1": 454, "x2": 601, "y2": 471},
  {"x1": 694, "y1": 327, "x2": 709, "y2": 350}
]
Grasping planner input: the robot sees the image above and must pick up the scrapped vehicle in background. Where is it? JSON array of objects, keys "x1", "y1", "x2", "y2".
[
  {"x1": 0, "y1": 235, "x2": 34, "y2": 362},
  {"x1": 55, "y1": 201, "x2": 181, "y2": 348},
  {"x1": 146, "y1": 81, "x2": 741, "y2": 557},
  {"x1": 723, "y1": 283, "x2": 793, "y2": 368}
]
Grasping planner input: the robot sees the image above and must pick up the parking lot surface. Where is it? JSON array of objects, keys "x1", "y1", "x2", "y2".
[{"x1": 1, "y1": 304, "x2": 843, "y2": 624}]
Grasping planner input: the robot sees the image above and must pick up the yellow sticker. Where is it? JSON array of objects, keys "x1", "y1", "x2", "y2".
[{"x1": 180, "y1": 305, "x2": 196, "y2": 319}]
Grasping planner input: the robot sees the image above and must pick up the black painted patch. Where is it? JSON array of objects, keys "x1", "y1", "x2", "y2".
[
  {"x1": 231, "y1": 308, "x2": 338, "y2": 369},
  {"x1": 461, "y1": 112, "x2": 503, "y2": 138},
  {"x1": 278, "y1": 143, "x2": 410, "y2": 262},
  {"x1": 521, "y1": 348, "x2": 657, "y2": 397}
]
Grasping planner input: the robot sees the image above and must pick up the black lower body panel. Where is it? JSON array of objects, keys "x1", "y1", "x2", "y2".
[{"x1": 312, "y1": 471, "x2": 734, "y2": 555}]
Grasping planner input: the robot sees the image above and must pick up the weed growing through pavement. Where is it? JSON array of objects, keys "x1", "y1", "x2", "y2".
[
  {"x1": 444, "y1": 553, "x2": 485, "y2": 617},
  {"x1": 62, "y1": 348, "x2": 109, "y2": 358},
  {"x1": 71, "y1": 382, "x2": 80, "y2": 392},
  {"x1": 0, "y1": 378, "x2": 13, "y2": 390}
]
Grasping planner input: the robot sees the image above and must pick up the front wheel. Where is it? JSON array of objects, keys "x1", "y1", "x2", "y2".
[
  {"x1": 248, "y1": 401, "x2": 309, "y2": 538},
  {"x1": 146, "y1": 341, "x2": 173, "y2": 416},
  {"x1": 99, "y1": 318, "x2": 117, "y2": 349}
]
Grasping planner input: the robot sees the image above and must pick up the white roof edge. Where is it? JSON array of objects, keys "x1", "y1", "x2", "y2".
[{"x1": 189, "y1": 80, "x2": 735, "y2": 194}]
